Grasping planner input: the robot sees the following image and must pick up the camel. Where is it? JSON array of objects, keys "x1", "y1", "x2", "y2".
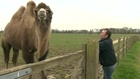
[{"x1": 1, "y1": 1, "x2": 53, "y2": 79}]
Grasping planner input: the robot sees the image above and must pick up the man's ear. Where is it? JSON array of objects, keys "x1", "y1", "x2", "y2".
[{"x1": 106, "y1": 34, "x2": 108, "y2": 38}]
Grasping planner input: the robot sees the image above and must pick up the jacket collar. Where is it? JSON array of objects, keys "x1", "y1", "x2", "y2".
[{"x1": 99, "y1": 37, "x2": 110, "y2": 42}]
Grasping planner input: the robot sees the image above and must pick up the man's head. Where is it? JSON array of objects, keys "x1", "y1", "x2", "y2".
[{"x1": 100, "y1": 28, "x2": 112, "y2": 39}]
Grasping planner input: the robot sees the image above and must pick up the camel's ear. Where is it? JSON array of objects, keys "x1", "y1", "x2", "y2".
[
  {"x1": 47, "y1": 10, "x2": 53, "y2": 20},
  {"x1": 50, "y1": 10, "x2": 53, "y2": 15},
  {"x1": 46, "y1": 9, "x2": 53, "y2": 15}
]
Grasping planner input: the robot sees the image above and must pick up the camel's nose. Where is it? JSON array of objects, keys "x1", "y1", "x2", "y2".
[
  {"x1": 39, "y1": 9, "x2": 46, "y2": 16},
  {"x1": 39, "y1": 11, "x2": 46, "y2": 16},
  {"x1": 39, "y1": 8, "x2": 46, "y2": 14}
]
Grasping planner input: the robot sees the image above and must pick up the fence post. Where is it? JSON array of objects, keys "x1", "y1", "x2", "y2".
[
  {"x1": 127, "y1": 37, "x2": 130, "y2": 51},
  {"x1": 132, "y1": 36, "x2": 134, "y2": 45},
  {"x1": 117, "y1": 38, "x2": 121, "y2": 67},
  {"x1": 81, "y1": 44, "x2": 87, "y2": 79},
  {"x1": 85, "y1": 41, "x2": 98, "y2": 79},
  {"x1": 125, "y1": 37, "x2": 128, "y2": 54},
  {"x1": 129, "y1": 36, "x2": 131, "y2": 50},
  {"x1": 122, "y1": 37, "x2": 125, "y2": 58},
  {"x1": 130, "y1": 36, "x2": 133, "y2": 47}
]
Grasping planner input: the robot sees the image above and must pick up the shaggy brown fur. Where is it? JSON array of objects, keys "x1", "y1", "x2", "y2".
[
  {"x1": 2, "y1": 5, "x2": 25, "y2": 68},
  {"x1": 2, "y1": 1, "x2": 53, "y2": 79},
  {"x1": 2, "y1": 0, "x2": 53, "y2": 71}
]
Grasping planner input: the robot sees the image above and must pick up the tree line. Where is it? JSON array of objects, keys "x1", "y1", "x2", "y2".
[
  {"x1": 0, "y1": 27, "x2": 140, "y2": 34},
  {"x1": 52, "y1": 27, "x2": 140, "y2": 34}
]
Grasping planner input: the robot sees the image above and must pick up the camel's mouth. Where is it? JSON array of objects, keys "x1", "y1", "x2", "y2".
[{"x1": 38, "y1": 15, "x2": 47, "y2": 20}]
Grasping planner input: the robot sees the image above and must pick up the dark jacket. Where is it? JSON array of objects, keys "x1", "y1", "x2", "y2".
[{"x1": 99, "y1": 37, "x2": 117, "y2": 66}]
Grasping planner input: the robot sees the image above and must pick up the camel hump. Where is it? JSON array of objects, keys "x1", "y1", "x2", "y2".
[
  {"x1": 27, "y1": 1, "x2": 36, "y2": 9},
  {"x1": 22, "y1": 0, "x2": 36, "y2": 18},
  {"x1": 16, "y1": 6, "x2": 25, "y2": 16},
  {"x1": 11, "y1": 6, "x2": 25, "y2": 20}
]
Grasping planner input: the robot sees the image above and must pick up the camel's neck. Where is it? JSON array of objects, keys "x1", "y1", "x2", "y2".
[
  {"x1": 38, "y1": 22, "x2": 49, "y2": 35},
  {"x1": 35, "y1": 22, "x2": 51, "y2": 59},
  {"x1": 36, "y1": 18, "x2": 51, "y2": 26}
]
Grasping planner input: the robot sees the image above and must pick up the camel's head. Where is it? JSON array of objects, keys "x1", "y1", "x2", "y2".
[
  {"x1": 34, "y1": 2, "x2": 53, "y2": 22},
  {"x1": 37, "y1": 8, "x2": 47, "y2": 20}
]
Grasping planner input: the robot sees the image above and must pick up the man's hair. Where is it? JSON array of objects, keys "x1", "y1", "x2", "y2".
[{"x1": 103, "y1": 28, "x2": 112, "y2": 38}]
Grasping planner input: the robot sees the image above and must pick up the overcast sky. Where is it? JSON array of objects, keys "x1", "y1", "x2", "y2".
[{"x1": 0, "y1": 0, "x2": 140, "y2": 30}]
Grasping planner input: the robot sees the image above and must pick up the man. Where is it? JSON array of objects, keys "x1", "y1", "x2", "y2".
[{"x1": 99, "y1": 28, "x2": 117, "y2": 79}]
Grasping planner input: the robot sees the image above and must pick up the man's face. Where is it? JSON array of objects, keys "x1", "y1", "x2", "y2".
[{"x1": 100, "y1": 30, "x2": 108, "y2": 39}]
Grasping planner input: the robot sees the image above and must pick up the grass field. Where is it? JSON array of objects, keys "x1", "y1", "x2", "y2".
[
  {"x1": 0, "y1": 33, "x2": 139, "y2": 78},
  {"x1": 113, "y1": 40, "x2": 140, "y2": 79}
]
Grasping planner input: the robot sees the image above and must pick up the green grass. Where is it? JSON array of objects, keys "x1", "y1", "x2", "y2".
[
  {"x1": 113, "y1": 40, "x2": 140, "y2": 79},
  {"x1": 0, "y1": 33, "x2": 139, "y2": 78}
]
